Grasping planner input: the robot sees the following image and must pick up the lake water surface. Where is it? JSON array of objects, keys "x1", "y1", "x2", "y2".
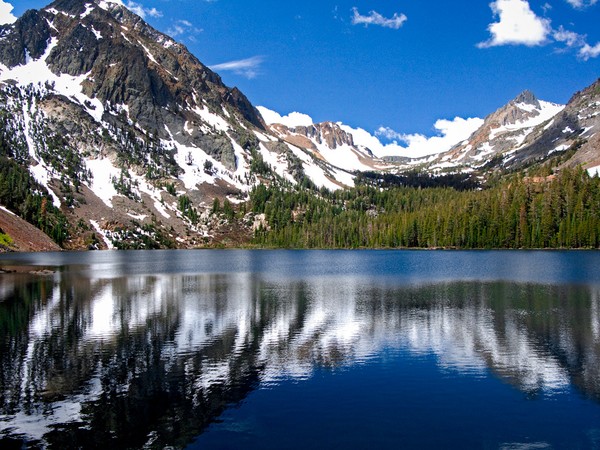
[{"x1": 1, "y1": 250, "x2": 600, "y2": 449}]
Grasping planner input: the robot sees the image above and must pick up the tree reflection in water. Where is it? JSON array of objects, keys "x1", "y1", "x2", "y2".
[{"x1": 0, "y1": 270, "x2": 599, "y2": 448}]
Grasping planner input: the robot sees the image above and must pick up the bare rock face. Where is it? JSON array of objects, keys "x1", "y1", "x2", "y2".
[
  {"x1": 487, "y1": 90, "x2": 543, "y2": 127},
  {"x1": 0, "y1": 0, "x2": 270, "y2": 174},
  {"x1": 0, "y1": 10, "x2": 51, "y2": 67},
  {"x1": 0, "y1": 0, "x2": 264, "y2": 155},
  {"x1": 292, "y1": 122, "x2": 355, "y2": 149},
  {"x1": 514, "y1": 90, "x2": 540, "y2": 108}
]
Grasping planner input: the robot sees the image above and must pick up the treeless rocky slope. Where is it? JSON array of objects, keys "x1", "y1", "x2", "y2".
[{"x1": 0, "y1": 208, "x2": 61, "y2": 252}]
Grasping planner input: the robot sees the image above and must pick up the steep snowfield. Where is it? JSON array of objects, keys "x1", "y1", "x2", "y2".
[
  {"x1": 488, "y1": 100, "x2": 564, "y2": 141},
  {"x1": 0, "y1": 38, "x2": 105, "y2": 123}
]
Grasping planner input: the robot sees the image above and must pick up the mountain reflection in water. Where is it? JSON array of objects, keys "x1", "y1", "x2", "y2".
[{"x1": 1, "y1": 264, "x2": 600, "y2": 448}]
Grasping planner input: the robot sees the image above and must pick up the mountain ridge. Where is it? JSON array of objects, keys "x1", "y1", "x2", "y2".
[
  {"x1": 0, "y1": 0, "x2": 599, "y2": 250},
  {"x1": 0, "y1": 0, "x2": 365, "y2": 249},
  {"x1": 416, "y1": 90, "x2": 566, "y2": 172}
]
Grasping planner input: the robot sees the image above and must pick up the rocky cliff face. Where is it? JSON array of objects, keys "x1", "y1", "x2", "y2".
[
  {"x1": 0, "y1": 0, "x2": 366, "y2": 249},
  {"x1": 268, "y1": 121, "x2": 386, "y2": 173},
  {"x1": 0, "y1": 0, "x2": 265, "y2": 166},
  {"x1": 293, "y1": 122, "x2": 356, "y2": 149},
  {"x1": 506, "y1": 78, "x2": 600, "y2": 171}
]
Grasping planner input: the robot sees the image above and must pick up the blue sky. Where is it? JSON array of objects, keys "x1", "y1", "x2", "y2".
[{"x1": 4, "y1": 0, "x2": 600, "y2": 142}]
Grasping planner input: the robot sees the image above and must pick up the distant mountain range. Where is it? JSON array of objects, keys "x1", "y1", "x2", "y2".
[{"x1": 0, "y1": 0, "x2": 598, "y2": 250}]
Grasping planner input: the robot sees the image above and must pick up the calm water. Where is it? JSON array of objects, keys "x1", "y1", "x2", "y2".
[{"x1": 1, "y1": 250, "x2": 600, "y2": 449}]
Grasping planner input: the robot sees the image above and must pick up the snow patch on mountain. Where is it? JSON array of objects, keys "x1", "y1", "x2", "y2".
[
  {"x1": 587, "y1": 163, "x2": 600, "y2": 177},
  {"x1": 98, "y1": 0, "x2": 124, "y2": 10},
  {"x1": 89, "y1": 220, "x2": 115, "y2": 249},
  {"x1": 192, "y1": 105, "x2": 231, "y2": 133},
  {"x1": 0, "y1": 38, "x2": 105, "y2": 123},
  {"x1": 488, "y1": 100, "x2": 564, "y2": 140},
  {"x1": 285, "y1": 142, "x2": 354, "y2": 190},
  {"x1": 85, "y1": 158, "x2": 121, "y2": 208},
  {"x1": 312, "y1": 142, "x2": 368, "y2": 172}
]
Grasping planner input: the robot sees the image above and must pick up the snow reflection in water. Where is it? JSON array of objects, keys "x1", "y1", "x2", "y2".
[{"x1": 0, "y1": 265, "x2": 599, "y2": 448}]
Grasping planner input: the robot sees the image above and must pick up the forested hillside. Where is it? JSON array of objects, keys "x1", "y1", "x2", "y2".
[
  {"x1": 0, "y1": 146, "x2": 68, "y2": 246},
  {"x1": 250, "y1": 166, "x2": 600, "y2": 249}
]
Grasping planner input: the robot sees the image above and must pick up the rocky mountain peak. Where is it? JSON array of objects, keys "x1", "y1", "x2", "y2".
[
  {"x1": 0, "y1": 0, "x2": 265, "y2": 137},
  {"x1": 513, "y1": 90, "x2": 540, "y2": 107},
  {"x1": 292, "y1": 121, "x2": 355, "y2": 149},
  {"x1": 0, "y1": 9, "x2": 51, "y2": 67},
  {"x1": 425, "y1": 89, "x2": 564, "y2": 172},
  {"x1": 489, "y1": 90, "x2": 545, "y2": 127}
]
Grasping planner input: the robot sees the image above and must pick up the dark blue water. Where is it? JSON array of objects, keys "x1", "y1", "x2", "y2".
[{"x1": 1, "y1": 250, "x2": 600, "y2": 449}]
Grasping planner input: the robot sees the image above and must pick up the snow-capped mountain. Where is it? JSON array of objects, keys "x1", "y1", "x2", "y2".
[
  {"x1": 263, "y1": 117, "x2": 389, "y2": 173},
  {"x1": 417, "y1": 83, "x2": 600, "y2": 174},
  {"x1": 427, "y1": 90, "x2": 565, "y2": 171},
  {"x1": 0, "y1": 0, "x2": 371, "y2": 249},
  {"x1": 508, "y1": 78, "x2": 600, "y2": 173}
]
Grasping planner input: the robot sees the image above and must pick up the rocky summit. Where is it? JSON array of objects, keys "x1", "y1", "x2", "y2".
[{"x1": 423, "y1": 90, "x2": 565, "y2": 172}]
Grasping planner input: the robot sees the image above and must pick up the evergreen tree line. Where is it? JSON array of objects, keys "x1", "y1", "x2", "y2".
[
  {"x1": 356, "y1": 170, "x2": 480, "y2": 191},
  {"x1": 0, "y1": 155, "x2": 68, "y2": 245},
  {"x1": 250, "y1": 167, "x2": 600, "y2": 249}
]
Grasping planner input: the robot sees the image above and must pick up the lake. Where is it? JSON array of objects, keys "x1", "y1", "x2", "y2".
[{"x1": 1, "y1": 250, "x2": 600, "y2": 449}]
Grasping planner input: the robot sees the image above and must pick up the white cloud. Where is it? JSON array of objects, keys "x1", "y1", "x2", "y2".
[
  {"x1": 257, "y1": 106, "x2": 314, "y2": 128},
  {"x1": 167, "y1": 20, "x2": 203, "y2": 37},
  {"x1": 552, "y1": 26, "x2": 585, "y2": 48},
  {"x1": 342, "y1": 117, "x2": 484, "y2": 159},
  {"x1": 551, "y1": 26, "x2": 600, "y2": 60},
  {"x1": 375, "y1": 127, "x2": 404, "y2": 141},
  {"x1": 125, "y1": 1, "x2": 162, "y2": 19},
  {"x1": 477, "y1": 0, "x2": 599, "y2": 61},
  {"x1": 340, "y1": 125, "x2": 402, "y2": 156},
  {"x1": 389, "y1": 117, "x2": 484, "y2": 158},
  {"x1": 478, "y1": 0, "x2": 551, "y2": 48},
  {"x1": 0, "y1": 0, "x2": 16, "y2": 25},
  {"x1": 565, "y1": 0, "x2": 598, "y2": 9},
  {"x1": 210, "y1": 56, "x2": 265, "y2": 79},
  {"x1": 351, "y1": 7, "x2": 407, "y2": 30},
  {"x1": 579, "y1": 42, "x2": 600, "y2": 60},
  {"x1": 259, "y1": 105, "x2": 483, "y2": 159}
]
